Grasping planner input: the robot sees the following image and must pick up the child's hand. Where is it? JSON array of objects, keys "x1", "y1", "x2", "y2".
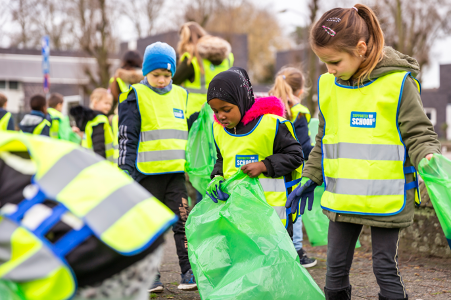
[
  {"x1": 425, "y1": 154, "x2": 433, "y2": 161},
  {"x1": 72, "y1": 126, "x2": 84, "y2": 139},
  {"x1": 241, "y1": 161, "x2": 267, "y2": 178}
]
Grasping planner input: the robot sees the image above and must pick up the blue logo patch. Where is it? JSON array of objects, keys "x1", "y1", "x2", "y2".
[
  {"x1": 235, "y1": 154, "x2": 259, "y2": 167},
  {"x1": 350, "y1": 111, "x2": 376, "y2": 128},
  {"x1": 173, "y1": 108, "x2": 184, "y2": 119}
]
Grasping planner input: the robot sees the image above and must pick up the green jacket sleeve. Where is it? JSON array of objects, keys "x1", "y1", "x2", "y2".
[
  {"x1": 302, "y1": 75, "x2": 442, "y2": 185},
  {"x1": 399, "y1": 77, "x2": 441, "y2": 169}
]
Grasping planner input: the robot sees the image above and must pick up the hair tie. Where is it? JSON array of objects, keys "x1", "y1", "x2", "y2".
[
  {"x1": 322, "y1": 26, "x2": 336, "y2": 37},
  {"x1": 282, "y1": 75, "x2": 286, "y2": 80},
  {"x1": 352, "y1": 7, "x2": 358, "y2": 12}
]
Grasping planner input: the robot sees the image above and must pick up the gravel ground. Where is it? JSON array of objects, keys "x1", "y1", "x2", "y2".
[{"x1": 151, "y1": 232, "x2": 451, "y2": 300}]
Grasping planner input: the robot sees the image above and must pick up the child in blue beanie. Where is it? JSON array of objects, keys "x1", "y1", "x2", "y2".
[{"x1": 118, "y1": 42, "x2": 196, "y2": 293}]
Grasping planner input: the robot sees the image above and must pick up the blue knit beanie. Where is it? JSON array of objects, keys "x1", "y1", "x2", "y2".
[{"x1": 142, "y1": 42, "x2": 176, "y2": 76}]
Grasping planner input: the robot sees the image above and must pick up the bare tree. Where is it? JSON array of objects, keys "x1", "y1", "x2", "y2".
[
  {"x1": 371, "y1": 0, "x2": 451, "y2": 81},
  {"x1": 72, "y1": 0, "x2": 117, "y2": 90},
  {"x1": 121, "y1": 0, "x2": 165, "y2": 38},
  {"x1": 9, "y1": 0, "x2": 41, "y2": 48},
  {"x1": 184, "y1": 0, "x2": 221, "y2": 27}
]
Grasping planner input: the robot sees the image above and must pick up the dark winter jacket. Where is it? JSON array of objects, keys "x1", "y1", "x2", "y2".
[
  {"x1": 19, "y1": 110, "x2": 50, "y2": 136},
  {"x1": 173, "y1": 35, "x2": 232, "y2": 85},
  {"x1": 0, "y1": 108, "x2": 15, "y2": 131},
  {"x1": 0, "y1": 153, "x2": 163, "y2": 288},
  {"x1": 70, "y1": 106, "x2": 107, "y2": 159},
  {"x1": 118, "y1": 78, "x2": 188, "y2": 183},
  {"x1": 303, "y1": 46, "x2": 441, "y2": 228},
  {"x1": 211, "y1": 96, "x2": 304, "y2": 181},
  {"x1": 292, "y1": 113, "x2": 313, "y2": 160}
]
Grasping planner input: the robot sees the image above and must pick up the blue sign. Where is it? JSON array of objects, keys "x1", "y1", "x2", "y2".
[
  {"x1": 235, "y1": 154, "x2": 259, "y2": 167},
  {"x1": 350, "y1": 111, "x2": 377, "y2": 128},
  {"x1": 41, "y1": 36, "x2": 50, "y2": 93}
]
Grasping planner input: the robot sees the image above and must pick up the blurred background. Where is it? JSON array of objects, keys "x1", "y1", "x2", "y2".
[{"x1": 0, "y1": 0, "x2": 450, "y2": 141}]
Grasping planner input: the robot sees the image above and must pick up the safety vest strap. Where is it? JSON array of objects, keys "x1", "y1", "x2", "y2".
[
  {"x1": 323, "y1": 142, "x2": 405, "y2": 161},
  {"x1": 0, "y1": 112, "x2": 12, "y2": 130},
  {"x1": 141, "y1": 129, "x2": 188, "y2": 142},
  {"x1": 32, "y1": 119, "x2": 51, "y2": 135},
  {"x1": 259, "y1": 178, "x2": 286, "y2": 192}
]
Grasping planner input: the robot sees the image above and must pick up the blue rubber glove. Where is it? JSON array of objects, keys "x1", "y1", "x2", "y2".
[
  {"x1": 285, "y1": 179, "x2": 318, "y2": 215},
  {"x1": 206, "y1": 176, "x2": 229, "y2": 203}
]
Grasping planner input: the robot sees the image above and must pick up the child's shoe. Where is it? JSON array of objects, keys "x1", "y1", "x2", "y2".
[
  {"x1": 148, "y1": 273, "x2": 164, "y2": 293},
  {"x1": 297, "y1": 248, "x2": 317, "y2": 268},
  {"x1": 177, "y1": 269, "x2": 197, "y2": 290}
]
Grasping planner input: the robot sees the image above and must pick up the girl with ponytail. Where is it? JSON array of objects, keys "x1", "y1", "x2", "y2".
[
  {"x1": 269, "y1": 67, "x2": 317, "y2": 269},
  {"x1": 287, "y1": 4, "x2": 440, "y2": 300}
]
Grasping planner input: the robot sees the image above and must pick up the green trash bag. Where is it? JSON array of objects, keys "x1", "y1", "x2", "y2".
[
  {"x1": 308, "y1": 118, "x2": 319, "y2": 146},
  {"x1": 186, "y1": 170, "x2": 325, "y2": 300},
  {"x1": 0, "y1": 280, "x2": 26, "y2": 300},
  {"x1": 300, "y1": 178, "x2": 361, "y2": 248},
  {"x1": 418, "y1": 153, "x2": 451, "y2": 247},
  {"x1": 185, "y1": 104, "x2": 217, "y2": 195}
]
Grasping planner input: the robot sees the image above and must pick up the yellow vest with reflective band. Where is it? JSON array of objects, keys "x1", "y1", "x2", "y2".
[
  {"x1": 318, "y1": 72, "x2": 421, "y2": 215},
  {"x1": 290, "y1": 103, "x2": 311, "y2": 123},
  {"x1": 181, "y1": 52, "x2": 234, "y2": 118},
  {"x1": 0, "y1": 112, "x2": 12, "y2": 130},
  {"x1": 48, "y1": 107, "x2": 63, "y2": 139},
  {"x1": 82, "y1": 114, "x2": 118, "y2": 164},
  {"x1": 213, "y1": 114, "x2": 303, "y2": 227},
  {"x1": 109, "y1": 76, "x2": 130, "y2": 93},
  {"x1": 125, "y1": 84, "x2": 188, "y2": 174},
  {"x1": 32, "y1": 118, "x2": 51, "y2": 135},
  {"x1": 0, "y1": 132, "x2": 178, "y2": 300},
  {"x1": 112, "y1": 113, "x2": 119, "y2": 145}
]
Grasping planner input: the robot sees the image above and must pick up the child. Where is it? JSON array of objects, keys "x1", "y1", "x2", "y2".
[
  {"x1": 19, "y1": 94, "x2": 51, "y2": 136},
  {"x1": 173, "y1": 22, "x2": 234, "y2": 120},
  {"x1": 47, "y1": 93, "x2": 81, "y2": 143},
  {"x1": 268, "y1": 67, "x2": 317, "y2": 268},
  {"x1": 70, "y1": 88, "x2": 117, "y2": 162},
  {"x1": 0, "y1": 93, "x2": 14, "y2": 131},
  {"x1": 287, "y1": 4, "x2": 441, "y2": 300},
  {"x1": 207, "y1": 67, "x2": 304, "y2": 237},
  {"x1": 118, "y1": 42, "x2": 196, "y2": 292}
]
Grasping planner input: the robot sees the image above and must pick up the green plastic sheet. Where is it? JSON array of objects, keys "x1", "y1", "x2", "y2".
[
  {"x1": 60, "y1": 116, "x2": 81, "y2": 144},
  {"x1": 418, "y1": 153, "x2": 451, "y2": 247},
  {"x1": 185, "y1": 104, "x2": 216, "y2": 195},
  {"x1": 308, "y1": 118, "x2": 319, "y2": 145},
  {"x1": 186, "y1": 170, "x2": 325, "y2": 300},
  {"x1": 0, "y1": 281, "x2": 25, "y2": 300}
]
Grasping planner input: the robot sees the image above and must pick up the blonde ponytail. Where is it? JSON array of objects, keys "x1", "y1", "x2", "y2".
[{"x1": 269, "y1": 67, "x2": 305, "y2": 121}]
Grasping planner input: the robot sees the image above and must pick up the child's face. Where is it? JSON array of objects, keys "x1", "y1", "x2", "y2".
[
  {"x1": 209, "y1": 98, "x2": 241, "y2": 129},
  {"x1": 313, "y1": 46, "x2": 364, "y2": 81},
  {"x1": 93, "y1": 96, "x2": 113, "y2": 115},
  {"x1": 146, "y1": 69, "x2": 172, "y2": 88}
]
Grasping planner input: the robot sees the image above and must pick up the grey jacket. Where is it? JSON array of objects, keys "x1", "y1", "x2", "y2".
[{"x1": 303, "y1": 47, "x2": 441, "y2": 228}]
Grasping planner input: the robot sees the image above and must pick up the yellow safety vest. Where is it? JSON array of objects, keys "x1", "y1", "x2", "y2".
[
  {"x1": 0, "y1": 132, "x2": 177, "y2": 300},
  {"x1": 0, "y1": 111, "x2": 12, "y2": 130},
  {"x1": 290, "y1": 103, "x2": 311, "y2": 123},
  {"x1": 181, "y1": 52, "x2": 234, "y2": 118},
  {"x1": 318, "y1": 72, "x2": 421, "y2": 215},
  {"x1": 112, "y1": 113, "x2": 119, "y2": 145},
  {"x1": 119, "y1": 84, "x2": 188, "y2": 174},
  {"x1": 109, "y1": 77, "x2": 130, "y2": 93},
  {"x1": 213, "y1": 114, "x2": 303, "y2": 227},
  {"x1": 82, "y1": 114, "x2": 118, "y2": 164},
  {"x1": 48, "y1": 107, "x2": 63, "y2": 139}
]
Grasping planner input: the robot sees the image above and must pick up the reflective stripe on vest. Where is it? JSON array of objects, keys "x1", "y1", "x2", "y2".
[
  {"x1": 318, "y1": 72, "x2": 421, "y2": 215},
  {"x1": 290, "y1": 103, "x2": 311, "y2": 123},
  {"x1": 0, "y1": 217, "x2": 76, "y2": 300},
  {"x1": 82, "y1": 114, "x2": 118, "y2": 163},
  {"x1": 0, "y1": 112, "x2": 12, "y2": 130},
  {"x1": 182, "y1": 52, "x2": 234, "y2": 117},
  {"x1": 132, "y1": 84, "x2": 188, "y2": 174},
  {"x1": 213, "y1": 114, "x2": 302, "y2": 227}
]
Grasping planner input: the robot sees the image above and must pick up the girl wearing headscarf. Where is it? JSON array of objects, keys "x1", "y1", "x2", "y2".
[{"x1": 207, "y1": 67, "x2": 304, "y2": 236}]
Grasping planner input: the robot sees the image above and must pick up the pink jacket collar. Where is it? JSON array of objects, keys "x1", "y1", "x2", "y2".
[{"x1": 214, "y1": 96, "x2": 284, "y2": 127}]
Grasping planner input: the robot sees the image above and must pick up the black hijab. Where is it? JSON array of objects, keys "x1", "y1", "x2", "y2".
[{"x1": 207, "y1": 67, "x2": 255, "y2": 119}]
